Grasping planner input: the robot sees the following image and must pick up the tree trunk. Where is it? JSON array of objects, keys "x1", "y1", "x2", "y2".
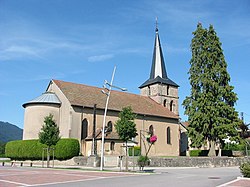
[
  {"x1": 218, "y1": 144, "x2": 222, "y2": 157},
  {"x1": 125, "y1": 141, "x2": 128, "y2": 171},
  {"x1": 47, "y1": 147, "x2": 50, "y2": 168},
  {"x1": 208, "y1": 141, "x2": 216, "y2": 157}
]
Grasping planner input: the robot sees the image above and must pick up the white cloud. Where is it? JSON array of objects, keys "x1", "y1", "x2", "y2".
[
  {"x1": 165, "y1": 45, "x2": 189, "y2": 54},
  {"x1": 88, "y1": 54, "x2": 114, "y2": 62}
]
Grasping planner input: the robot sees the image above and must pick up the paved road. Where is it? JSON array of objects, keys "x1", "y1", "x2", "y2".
[
  {"x1": 0, "y1": 166, "x2": 243, "y2": 187},
  {"x1": 39, "y1": 167, "x2": 241, "y2": 187}
]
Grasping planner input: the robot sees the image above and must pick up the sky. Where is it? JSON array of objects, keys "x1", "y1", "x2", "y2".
[{"x1": 1, "y1": 0, "x2": 250, "y2": 129}]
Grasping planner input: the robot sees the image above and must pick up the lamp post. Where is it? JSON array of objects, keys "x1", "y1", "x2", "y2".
[{"x1": 100, "y1": 66, "x2": 127, "y2": 171}]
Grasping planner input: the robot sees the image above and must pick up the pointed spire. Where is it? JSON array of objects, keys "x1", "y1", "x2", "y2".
[
  {"x1": 139, "y1": 19, "x2": 179, "y2": 88},
  {"x1": 150, "y1": 18, "x2": 167, "y2": 79}
]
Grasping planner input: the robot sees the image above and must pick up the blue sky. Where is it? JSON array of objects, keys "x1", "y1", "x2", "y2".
[{"x1": 1, "y1": 0, "x2": 250, "y2": 129}]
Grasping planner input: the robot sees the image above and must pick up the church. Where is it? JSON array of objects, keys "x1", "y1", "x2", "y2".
[{"x1": 23, "y1": 24, "x2": 181, "y2": 157}]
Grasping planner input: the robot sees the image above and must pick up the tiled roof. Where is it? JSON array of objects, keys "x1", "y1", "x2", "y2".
[
  {"x1": 181, "y1": 121, "x2": 189, "y2": 128},
  {"x1": 52, "y1": 79, "x2": 178, "y2": 119}
]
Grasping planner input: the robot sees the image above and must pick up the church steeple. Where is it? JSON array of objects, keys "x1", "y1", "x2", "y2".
[
  {"x1": 139, "y1": 19, "x2": 179, "y2": 115},
  {"x1": 150, "y1": 19, "x2": 168, "y2": 80},
  {"x1": 139, "y1": 19, "x2": 178, "y2": 89}
]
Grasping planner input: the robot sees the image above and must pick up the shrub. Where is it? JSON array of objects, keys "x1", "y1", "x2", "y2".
[
  {"x1": 137, "y1": 155, "x2": 149, "y2": 163},
  {"x1": 5, "y1": 139, "x2": 79, "y2": 161},
  {"x1": 137, "y1": 155, "x2": 150, "y2": 170},
  {"x1": 190, "y1": 150, "x2": 209, "y2": 157},
  {"x1": 55, "y1": 138, "x2": 80, "y2": 160},
  {"x1": 240, "y1": 162, "x2": 250, "y2": 178},
  {"x1": 189, "y1": 150, "x2": 233, "y2": 157},
  {"x1": 5, "y1": 140, "x2": 46, "y2": 160},
  {"x1": 128, "y1": 146, "x2": 141, "y2": 156}
]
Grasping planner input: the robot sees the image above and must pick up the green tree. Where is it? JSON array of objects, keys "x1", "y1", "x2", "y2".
[
  {"x1": 0, "y1": 141, "x2": 6, "y2": 157},
  {"x1": 115, "y1": 106, "x2": 137, "y2": 171},
  {"x1": 39, "y1": 114, "x2": 60, "y2": 167},
  {"x1": 183, "y1": 23, "x2": 240, "y2": 157}
]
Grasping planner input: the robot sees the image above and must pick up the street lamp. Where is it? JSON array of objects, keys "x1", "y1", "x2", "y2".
[{"x1": 100, "y1": 66, "x2": 127, "y2": 171}]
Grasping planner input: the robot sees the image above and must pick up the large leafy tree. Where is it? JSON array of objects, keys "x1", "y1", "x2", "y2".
[
  {"x1": 115, "y1": 106, "x2": 137, "y2": 171},
  {"x1": 39, "y1": 114, "x2": 60, "y2": 167},
  {"x1": 183, "y1": 23, "x2": 241, "y2": 156}
]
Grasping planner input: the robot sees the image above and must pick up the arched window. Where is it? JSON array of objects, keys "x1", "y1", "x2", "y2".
[
  {"x1": 167, "y1": 127, "x2": 171, "y2": 144},
  {"x1": 170, "y1": 100, "x2": 173, "y2": 112},
  {"x1": 167, "y1": 85, "x2": 170, "y2": 95},
  {"x1": 110, "y1": 141, "x2": 115, "y2": 151},
  {"x1": 149, "y1": 125, "x2": 154, "y2": 136},
  {"x1": 163, "y1": 99, "x2": 167, "y2": 107},
  {"x1": 81, "y1": 118, "x2": 88, "y2": 140},
  {"x1": 107, "y1": 121, "x2": 113, "y2": 132}
]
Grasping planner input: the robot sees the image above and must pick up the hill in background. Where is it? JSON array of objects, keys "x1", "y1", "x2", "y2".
[{"x1": 0, "y1": 121, "x2": 23, "y2": 143}]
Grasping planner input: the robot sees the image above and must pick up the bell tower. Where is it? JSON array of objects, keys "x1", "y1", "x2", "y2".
[{"x1": 139, "y1": 19, "x2": 179, "y2": 115}]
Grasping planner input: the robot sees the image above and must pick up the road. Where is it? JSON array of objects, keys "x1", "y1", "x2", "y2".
[
  {"x1": 41, "y1": 167, "x2": 241, "y2": 187},
  {"x1": 0, "y1": 166, "x2": 243, "y2": 187}
]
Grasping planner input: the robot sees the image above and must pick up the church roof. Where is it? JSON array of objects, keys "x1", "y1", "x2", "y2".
[
  {"x1": 23, "y1": 92, "x2": 61, "y2": 107},
  {"x1": 52, "y1": 79, "x2": 178, "y2": 119},
  {"x1": 139, "y1": 23, "x2": 178, "y2": 88}
]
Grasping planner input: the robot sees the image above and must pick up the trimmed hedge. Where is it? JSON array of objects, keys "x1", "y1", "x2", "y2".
[
  {"x1": 190, "y1": 150, "x2": 233, "y2": 157},
  {"x1": 5, "y1": 138, "x2": 79, "y2": 161},
  {"x1": 54, "y1": 139, "x2": 80, "y2": 160}
]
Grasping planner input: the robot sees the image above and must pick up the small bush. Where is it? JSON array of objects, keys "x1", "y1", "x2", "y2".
[
  {"x1": 137, "y1": 155, "x2": 150, "y2": 170},
  {"x1": 190, "y1": 150, "x2": 209, "y2": 156},
  {"x1": 137, "y1": 155, "x2": 149, "y2": 163},
  {"x1": 189, "y1": 150, "x2": 233, "y2": 157},
  {"x1": 240, "y1": 162, "x2": 250, "y2": 178},
  {"x1": 223, "y1": 143, "x2": 245, "y2": 151},
  {"x1": 128, "y1": 146, "x2": 141, "y2": 156},
  {"x1": 5, "y1": 139, "x2": 79, "y2": 161}
]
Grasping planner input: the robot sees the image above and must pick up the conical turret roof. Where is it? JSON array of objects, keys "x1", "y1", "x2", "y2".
[{"x1": 23, "y1": 92, "x2": 61, "y2": 108}]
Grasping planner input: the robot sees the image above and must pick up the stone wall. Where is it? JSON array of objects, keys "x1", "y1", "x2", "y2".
[
  {"x1": 72, "y1": 156, "x2": 250, "y2": 168},
  {"x1": 143, "y1": 157, "x2": 250, "y2": 167}
]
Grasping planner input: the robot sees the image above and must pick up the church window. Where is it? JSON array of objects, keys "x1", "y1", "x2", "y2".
[
  {"x1": 170, "y1": 100, "x2": 173, "y2": 112},
  {"x1": 81, "y1": 118, "x2": 88, "y2": 140},
  {"x1": 163, "y1": 99, "x2": 167, "y2": 107},
  {"x1": 107, "y1": 121, "x2": 113, "y2": 132},
  {"x1": 110, "y1": 141, "x2": 115, "y2": 151},
  {"x1": 167, "y1": 127, "x2": 171, "y2": 144},
  {"x1": 149, "y1": 125, "x2": 154, "y2": 136}
]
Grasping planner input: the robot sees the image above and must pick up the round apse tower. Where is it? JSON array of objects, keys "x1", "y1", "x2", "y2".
[{"x1": 22, "y1": 92, "x2": 61, "y2": 140}]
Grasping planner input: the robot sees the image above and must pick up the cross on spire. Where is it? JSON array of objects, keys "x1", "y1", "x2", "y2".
[{"x1": 155, "y1": 17, "x2": 158, "y2": 32}]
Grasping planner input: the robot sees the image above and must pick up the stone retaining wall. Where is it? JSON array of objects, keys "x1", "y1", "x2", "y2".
[
  {"x1": 136, "y1": 157, "x2": 250, "y2": 167},
  {"x1": 4, "y1": 156, "x2": 250, "y2": 168},
  {"x1": 73, "y1": 156, "x2": 250, "y2": 167}
]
